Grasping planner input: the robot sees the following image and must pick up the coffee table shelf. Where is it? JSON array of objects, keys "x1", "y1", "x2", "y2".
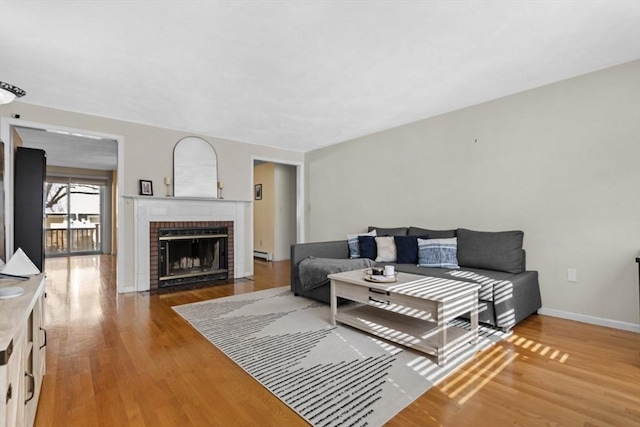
[{"x1": 336, "y1": 303, "x2": 475, "y2": 357}]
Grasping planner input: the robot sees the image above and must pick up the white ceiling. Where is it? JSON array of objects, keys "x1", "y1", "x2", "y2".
[
  {"x1": 15, "y1": 127, "x2": 118, "y2": 170},
  {"x1": 1, "y1": 1, "x2": 639, "y2": 153}
]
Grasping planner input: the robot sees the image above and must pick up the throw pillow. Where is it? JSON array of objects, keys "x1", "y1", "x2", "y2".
[
  {"x1": 357, "y1": 235, "x2": 377, "y2": 260},
  {"x1": 394, "y1": 235, "x2": 419, "y2": 264},
  {"x1": 375, "y1": 236, "x2": 397, "y2": 262},
  {"x1": 347, "y1": 229, "x2": 376, "y2": 258},
  {"x1": 417, "y1": 237, "x2": 459, "y2": 269},
  {"x1": 456, "y1": 228, "x2": 524, "y2": 273}
]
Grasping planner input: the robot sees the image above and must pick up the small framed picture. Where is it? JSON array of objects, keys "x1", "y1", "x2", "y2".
[
  {"x1": 140, "y1": 180, "x2": 153, "y2": 196},
  {"x1": 255, "y1": 183, "x2": 262, "y2": 200}
]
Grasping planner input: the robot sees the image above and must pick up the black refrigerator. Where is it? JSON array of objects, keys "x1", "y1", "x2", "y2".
[{"x1": 14, "y1": 147, "x2": 46, "y2": 272}]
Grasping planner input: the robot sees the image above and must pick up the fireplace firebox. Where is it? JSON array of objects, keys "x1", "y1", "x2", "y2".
[{"x1": 158, "y1": 227, "x2": 228, "y2": 287}]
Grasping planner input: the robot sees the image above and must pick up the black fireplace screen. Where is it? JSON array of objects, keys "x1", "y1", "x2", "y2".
[{"x1": 158, "y1": 227, "x2": 228, "y2": 287}]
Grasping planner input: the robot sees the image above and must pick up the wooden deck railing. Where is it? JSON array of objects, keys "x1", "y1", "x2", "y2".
[{"x1": 45, "y1": 225, "x2": 100, "y2": 254}]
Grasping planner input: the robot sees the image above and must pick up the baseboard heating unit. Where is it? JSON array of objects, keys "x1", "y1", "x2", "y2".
[{"x1": 254, "y1": 251, "x2": 273, "y2": 261}]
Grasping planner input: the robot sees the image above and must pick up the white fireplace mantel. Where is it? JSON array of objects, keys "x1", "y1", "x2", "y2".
[{"x1": 125, "y1": 196, "x2": 251, "y2": 292}]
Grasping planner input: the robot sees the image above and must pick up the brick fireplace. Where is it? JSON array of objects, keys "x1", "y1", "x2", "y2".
[
  {"x1": 127, "y1": 196, "x2": 249, "y2": 293},
  {"x1": 149, "y1": 221, "x2": 234, "y2": 290}
]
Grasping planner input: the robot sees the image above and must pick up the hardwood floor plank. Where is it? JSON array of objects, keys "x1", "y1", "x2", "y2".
[{"x1": 34, "y1": 255, "x2": 639, "y2": 426}]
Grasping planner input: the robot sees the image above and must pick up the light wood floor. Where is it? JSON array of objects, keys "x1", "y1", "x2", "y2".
[{"x1": 35, "y1": 255, "x2": 639, "y2": 426}]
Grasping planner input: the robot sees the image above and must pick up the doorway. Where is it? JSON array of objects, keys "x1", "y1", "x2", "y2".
[
  {"x1": 252, "y1": 158, "x2": 303, "y2": 263},
  {"x1": 0, "y1": 118, "x2": 124, "y2": 292}
]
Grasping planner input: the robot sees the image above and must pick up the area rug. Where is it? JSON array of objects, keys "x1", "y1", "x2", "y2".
[{"x1": 173, "y1": 287, "x2": 509, "y2": 427}]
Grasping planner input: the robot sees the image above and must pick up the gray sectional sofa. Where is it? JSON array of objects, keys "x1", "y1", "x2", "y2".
[{"x1": 290, "y1": 226, "x2": 542, "y2": 332}]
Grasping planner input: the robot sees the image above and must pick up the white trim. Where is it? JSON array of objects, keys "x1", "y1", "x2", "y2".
[
  {"x1": 115, "y1": 134, "x2": 125, "y2": 293},
  {"x1": 1, "y1": 123, "x2": 14, "y2": 257},
  {"x1": 538, "y1": 307, "x2": 640, "y2": 333},
  {"x1": 0, "y1": 119, "x2": 124, "y2": 294}
]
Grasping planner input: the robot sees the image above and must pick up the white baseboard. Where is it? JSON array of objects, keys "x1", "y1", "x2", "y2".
[{"x1": 538, "y1": 307, "x2": 640, "y2": 333}]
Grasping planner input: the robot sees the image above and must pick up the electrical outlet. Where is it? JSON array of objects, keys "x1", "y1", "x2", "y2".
[{"x1": 567, "y1": 268, "x2": 578, "y2": 282}]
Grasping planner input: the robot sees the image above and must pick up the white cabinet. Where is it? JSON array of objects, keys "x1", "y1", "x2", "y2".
[
  {"x1": 0, "y1": 274, "x2": 46, "y2": 427},
  {"x1": 0, "y1": 328, "x2": 25, "y2": 427}
]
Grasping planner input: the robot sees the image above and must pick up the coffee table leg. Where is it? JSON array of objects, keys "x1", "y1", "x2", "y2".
[
  {"x1": 470, "y1": 290, "x2": 479, "y2": 346},
  {"x1": 330, "y1": 280, "x2": 337, "y2": 326},
  {"x1": 438, "y1": 301, "x2": 446, "y2": 366}
]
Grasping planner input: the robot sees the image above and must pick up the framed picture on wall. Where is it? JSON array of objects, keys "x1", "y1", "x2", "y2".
[
  {"x1": 140, "y1": 180, "x2": 153, "y2": 196},
  {"x1": 255, "y1": 184, "x2": 262, "y2": 200}
]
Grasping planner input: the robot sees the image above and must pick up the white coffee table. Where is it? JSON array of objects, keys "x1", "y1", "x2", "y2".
[{"x1": 328, "y1": 269, "x2": 480, "y2": 366}]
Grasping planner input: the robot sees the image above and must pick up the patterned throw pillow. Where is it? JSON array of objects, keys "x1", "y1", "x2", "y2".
[
  {"x1": 417, "y1": 237, "x2": 459, "y2": 268},
  {"x1": 347, "y1": 229, "x2": 377, "y2": 258},
  {"x1": 375, "y1": 236, "x2": 397, "y2": 262}
]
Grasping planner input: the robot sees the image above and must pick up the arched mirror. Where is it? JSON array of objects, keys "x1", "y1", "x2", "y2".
[{"x1": 173, "y1": 136, "x2": 218, "y2": 198}]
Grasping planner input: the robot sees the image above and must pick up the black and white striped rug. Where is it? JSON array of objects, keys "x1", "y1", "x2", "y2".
[{"x1": 173, "y1": 287, "x2": 508, "y2": 427}]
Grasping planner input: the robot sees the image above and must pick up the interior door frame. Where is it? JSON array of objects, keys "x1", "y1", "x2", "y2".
[
  {"x1": 250, "y1": 156, "x2": 305, "y2": 260},
  {"x1": 0, "y1": 118, "x2": 125, "y2": 292}
]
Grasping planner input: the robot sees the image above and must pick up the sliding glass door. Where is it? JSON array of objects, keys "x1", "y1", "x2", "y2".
[{"x1": 45, "y1": 178, "x2": 105, "y2": 256}]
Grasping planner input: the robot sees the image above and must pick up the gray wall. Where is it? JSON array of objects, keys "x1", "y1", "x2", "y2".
[{"x1": 305, "y1": 60, "x2": 640, "y2": 326}]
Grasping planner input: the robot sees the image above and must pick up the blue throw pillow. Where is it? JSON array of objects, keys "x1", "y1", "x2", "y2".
[
  {"x1": 417, "y1": 237, "x2": 459, "y2": 268},
  {"x1": 394, "y1": 235, "x2": 419, "y2": 264},
  {"x1": 357, "y1": 235, "x2": 377, "y2": 260},
  {"x1": 347, "y1": 230, "x2": 376, "y2": 258}
]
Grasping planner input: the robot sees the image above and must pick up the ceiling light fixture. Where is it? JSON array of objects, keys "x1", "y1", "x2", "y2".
[{"x1": 0, "y1": 81, "x2": 27, "y2": 105}]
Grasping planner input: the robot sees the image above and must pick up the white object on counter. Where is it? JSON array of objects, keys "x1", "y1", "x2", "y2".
[
  {"x1": 0, "y1": 286, "x2": 24, "y2": 299},
  {"x1": 1, "y1": 248, "x2": 40, "y2": 276}
]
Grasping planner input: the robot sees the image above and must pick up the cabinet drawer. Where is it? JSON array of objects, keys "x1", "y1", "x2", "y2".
[{"x1": 385, "y1": 292, "x2": 438, "y2": 315}]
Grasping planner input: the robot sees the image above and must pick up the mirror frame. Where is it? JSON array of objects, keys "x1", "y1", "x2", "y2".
[{"x1": 173, "y1": 136, "x2": 218, "y2": 198}]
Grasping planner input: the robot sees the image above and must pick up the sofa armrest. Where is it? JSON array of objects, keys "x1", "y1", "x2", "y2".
[
  {"x1": 493, "y1": 270, "x2": 541, "y2": 331},
  {"x1": 290, "y1": 240, "x2": 349, "y2": 296}
]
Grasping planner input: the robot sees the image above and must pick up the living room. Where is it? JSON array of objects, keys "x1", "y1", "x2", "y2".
[{"x1": 0, "y1": 1, "x2": 638, "y2": 426}]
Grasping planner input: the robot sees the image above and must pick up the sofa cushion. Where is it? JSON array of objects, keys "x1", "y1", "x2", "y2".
[
  {"x1": 347, "y1": 229, "x2": 376, "y2": 258},
  {"x1": 409, "y1": 226, "x2": 456, "y2": 239},
  {"x1": 391, "y1": 264, "x2": 517, "y2": 302},
  {"x1": 357, "y1": 235, "x2": 377, "y2": 260},
  {"x1": 417, "y1": 237, "x2": 459, "y2": 269},
  {"x1": 374, "y1": 236, "x2": 397, "y2": 262},
  {"x1": 394, "y1": 235, "x2": 418, "y2": 264},
  {"x1": 456, "y1": 228, "x2": 524, "y2": 274},
  {"x1": 368, "y1": 226, "x2": 408, "y2": 236}
]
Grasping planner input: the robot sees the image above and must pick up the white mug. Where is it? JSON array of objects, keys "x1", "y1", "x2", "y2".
[{"x1": 384, "y1": 265, "x2": 395, "y2": 277}]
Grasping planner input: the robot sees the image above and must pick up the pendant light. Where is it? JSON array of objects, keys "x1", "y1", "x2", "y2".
[{"x1": 0, "y1": 81, "x2": 26, "y2": 105}]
